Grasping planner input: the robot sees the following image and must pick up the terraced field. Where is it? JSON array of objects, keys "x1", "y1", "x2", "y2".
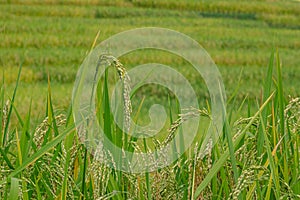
[{"x1": 1, "y1": 0, "x2": 300, "y2": 117}]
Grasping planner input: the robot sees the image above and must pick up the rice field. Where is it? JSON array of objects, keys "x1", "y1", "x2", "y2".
[
  {"x1": 0, "y1": 0, "x2": 300, "y2": 199},
  {"x1": 1, "y1": 0, "x2": 300, "y2": 117}
]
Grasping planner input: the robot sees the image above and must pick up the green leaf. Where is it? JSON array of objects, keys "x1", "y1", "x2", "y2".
[
  {"x1": 257, "y1": 51, "x2": 274, "y2": 155},
  {"x1": 8, "y1": 177, "x2": 20, "y2": 200},
  {"x1": 3, "y1": 64, "x2": 22, "y2": 146}
]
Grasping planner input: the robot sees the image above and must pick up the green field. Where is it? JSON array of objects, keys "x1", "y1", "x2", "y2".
[
  {"x1": 1, "y1": 0, "x2": 300, "y2": 117},
  {"x1": 0, "y1": 0, "x2": 300, "y2": 199}
]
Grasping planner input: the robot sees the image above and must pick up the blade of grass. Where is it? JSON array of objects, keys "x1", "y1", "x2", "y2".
[
  {"x1": 257, "y1": 51, "x2": 274, "y2": 155},
  {"x1": 264, "y1": 176, "x2": 273, "y2": 200},
  {"x1": 61, "y1": 130, "x2": 75, "y2": 200},
  {"x1": 258, "y1": 102, "x2": 280, "y2": 199},
  {"x1": 275, "y1": 50, "x2": 289, "y2": 184},
  {"x1": 0, "y1": 75, "x2": 5, "y2": 144},
  {"x1": 90, "y1": 30, "x2": 101, "y2": 51},
  {"x1": 224, "y1": 118, "x2": 239, "y2": 188},
  {"x1": 11, "y1": 102, "x2": 24, "y2": 127},
  {"x1": 0, "y1": 146, "x2": 14, "y2": 169},
  {"x1": 103, "y1": 67, "x2": 112, "y2": 142},
  {"x1": 47, "y1": 75, "x2": 59, "y2": 137},
  {"x1": 190, "y1": 147, "x2": 198, "y2": 200},
  {"x1": 3, "y1": 64, "x2": 22, "y2": 146},
  {"x1": 19, "y1": 100, "x2": 31, "y2": 165},
  {"x1": 15, "y1": 128, "x2": 22, "y2": 166},
  {"x1": 8, "y1": 177, "x2": 19, "y2": 200},
  {"x1": 81, "y1": 147, "x2": 88, "y2": 200}
]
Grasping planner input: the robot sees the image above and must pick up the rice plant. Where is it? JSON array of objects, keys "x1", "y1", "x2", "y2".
[{"x1": 0, "y1": 51, "x2": 299, "y2": 199}]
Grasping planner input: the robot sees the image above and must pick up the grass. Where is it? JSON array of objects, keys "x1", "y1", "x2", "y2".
[{"x1": 0, "y1": 52, "x2": 299, "y2": 199}]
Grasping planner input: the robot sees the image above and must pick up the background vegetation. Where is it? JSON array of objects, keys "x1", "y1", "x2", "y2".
[{"x1": 1, "y1": 0, "x2": 300, "y2": 117}]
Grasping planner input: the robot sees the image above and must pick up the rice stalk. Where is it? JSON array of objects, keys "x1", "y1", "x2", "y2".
[
  {"x1": 90, "y1": 156, "x2": 111, "y2": 199},
  {"x1": 98, "y1": 55, "x2": 132, "y2": 134},
  {"x1": 229, "y1": 166, "x2": 268, "y2": 200},
  {"x1": 284, "y1": 96, "x2": 300, "y2": 134},
  {"x1": 161, "y1": 107, "x2": 210, "y2": 148},
  {"x1": 33, "y1": 113, "x2": 66, "y2": 148}
]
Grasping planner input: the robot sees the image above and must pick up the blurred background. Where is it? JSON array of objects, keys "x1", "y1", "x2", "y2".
[{"x1": 0, "y1": 0, "x2": 299, "y2": 120}]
